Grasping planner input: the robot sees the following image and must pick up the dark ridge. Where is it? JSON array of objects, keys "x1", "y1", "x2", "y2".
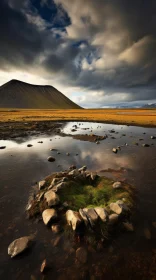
[{"x1": 0, "y1": 79, "x2": 82, "y2": 109}]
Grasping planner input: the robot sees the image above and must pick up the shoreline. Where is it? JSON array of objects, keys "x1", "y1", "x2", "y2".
[{"x1": 0, "y1": 119, "x2": 156, "y2": 140}]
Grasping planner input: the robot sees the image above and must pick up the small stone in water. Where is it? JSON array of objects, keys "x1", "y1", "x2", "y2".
[
  {"x1": 47, "y1": 156, "x2": 55, "y2": 162},
  {"x1": 27, "y1": 144, "x2": 33, "y2": 147},
  {"x1": 40, "y1": 259, "x2": 47, "y2": 273}
]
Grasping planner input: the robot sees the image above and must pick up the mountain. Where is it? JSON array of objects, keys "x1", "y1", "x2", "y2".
[
  {"x1": 0, "y1": 79, "x2": 81, "y2": 109},
  {"x1": 142, "y1": 103, "x2": 156, "y2": 108}
]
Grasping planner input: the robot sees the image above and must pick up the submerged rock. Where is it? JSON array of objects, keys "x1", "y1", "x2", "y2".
[
  {"x1": 94, "y1": 207, "x2": 108, "y2": 222},
  {"x1": 42, "y1": 209, "x2": 57, "y2": 225},
  {"x1": 44, "y1": 190, "x2": 60, "y2": 206},
  {"x1": 66, "y1": 210, "x2": 82, "y2": 230},
  {"x1": 113, "y1": 182, "x2": 122, "y2": 189},
  {"x1": 151, "y1": 136, "x2": 156, "y2": 139},
  {"x1": 123, "y1": 222, "x2": 134, "y2": 232},
  {"x1": 142, "y1": 144, "x2": 150, "y2": 147},
  {"x1": 76, "y1": 247, "x2": 88, "y2": 264},
  {"x1": 8, "y1": 236, "x2": 33, "y2": 258}
]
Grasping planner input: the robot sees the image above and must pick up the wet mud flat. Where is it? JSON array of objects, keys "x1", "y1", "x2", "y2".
[{"x1": 0, "y1": 121, "x2": 156, "y2": 279}]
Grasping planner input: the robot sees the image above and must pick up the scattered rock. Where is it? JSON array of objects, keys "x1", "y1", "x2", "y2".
[
  {"x1": 66, "y1": 153, "x2": 70, "y2": 156},
  {"x1": 40, "y1": 259, "x2": 47, "y2": 273},
  {"x1": 0, "y1": 146, "x2": 6, "y2": 149},
  {"x1": 123, "y1": 222, "x2": 134, "y2": 232},
  {"x1": 76, "y1": 247, "x2": 88, "y2": 264},
  {"x1": 66, "y1": 210, "x2": 82, "y2": 230},
  {"x1": 39, "y1": 180, "x2": 46, "y2": 190},
  {"x1": 47, "y1": 156, "x2": 56, "y2": 162},
  {"x1": 108, "y1": 214, "x2": 119, "y2": 225},
  {"x1": 42, "y1": 209, "x2": 57, "y2": 225},
  {"x1": 112, "y1": 148, "x2": 118, "y2": 153},
  {"x1": 113, "y1": 182, "x2": 122, "y2": 189},
  {"x1": 44, "y1": 190, "x2": 60, "y2": 206},
  {"x1": 94, "y1": 207, "x2": 108, "y2": 222},
  {"x1": 151, "y1": 136, "x2": 156, "y2": 139},
  {"x1": 142, "y1": 144, "x2": 150, "y2": 147},
  {"x1": 8, "y1": 236, "x2": 33, "y2": 258},
  {"x1": 27, "y1": 144, "x2": 33, "y2": 147}
]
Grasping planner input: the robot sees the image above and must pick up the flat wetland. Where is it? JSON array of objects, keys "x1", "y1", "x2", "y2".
[
  {"x1": 0, "y1": 108, "x2": 156, "y2": 127},
  {"x1": 0, "y1": 113, "x2": 156, "y2": 279}
]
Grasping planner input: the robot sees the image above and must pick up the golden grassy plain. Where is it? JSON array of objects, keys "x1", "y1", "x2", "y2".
[{"x1": 0, "y1": 108, "x2": 156, "y2": 127}]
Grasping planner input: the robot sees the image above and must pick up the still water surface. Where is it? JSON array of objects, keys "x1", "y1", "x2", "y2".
[{"x1": 0, "y1": 122, "x2": 156, "y2": 279}]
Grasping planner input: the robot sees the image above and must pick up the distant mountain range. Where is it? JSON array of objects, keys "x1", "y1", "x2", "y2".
[
  {"x1": 101, "y1": 103, "x2": 156, "y2": 109},
  {"x1": 0, "y1": 79, "x2": 81, "y2": 109}
]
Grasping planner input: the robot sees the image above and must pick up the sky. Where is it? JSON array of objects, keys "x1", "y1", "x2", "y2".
[{"x1": 0, "y1": 0, "x2": 156, "y2": 108}]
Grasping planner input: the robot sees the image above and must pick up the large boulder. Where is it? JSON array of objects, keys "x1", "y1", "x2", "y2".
[
  {"x1": 44, "y1": 190, "x2": 59, "y2": 206},
  {"x1": 8, "y1": 236, "x2": 33, "y2": 258},
  {"x1": 66, "y1": 210, "x2": 82, "y2": 230},
  {"x1": 42, "y1": 209, "x2": 57, "y2": 225},
  {"x1": 83, "y1": 208, "x2": 98, "y2": 227},
  {"x1": 94, "y1": 207, "x2": 108, "y2": 222}
]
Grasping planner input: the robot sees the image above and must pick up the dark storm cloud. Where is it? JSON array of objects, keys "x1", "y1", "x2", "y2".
[{"x1": 0, "y1": 0, "x2": 156, "y2": 105}]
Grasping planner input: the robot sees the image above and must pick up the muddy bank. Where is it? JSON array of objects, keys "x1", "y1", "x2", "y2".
[{"x1": 0, "y1": 121, "x2": 63, "y2": 140}]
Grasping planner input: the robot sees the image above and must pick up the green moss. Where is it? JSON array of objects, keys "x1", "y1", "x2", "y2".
[{"x1": 58, "y1": 176, "x2": 134, "y2": 211}]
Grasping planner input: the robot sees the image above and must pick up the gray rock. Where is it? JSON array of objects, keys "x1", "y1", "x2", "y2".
[
  {"x1": 8, "y1": 236, "x2": 33, "y2": 258},
  {"x1": 66, "y1": 210, "x2": 82, "y2": 230},
  {"x1": 108, "y1": 214, "x2": 119, "y2": 225},
  {"x1": 79, "y1": 209, "x2": 89, "y2": 225},
  {"x1": 83, "y1": 208, "x2": 98, "y2": 227},
  {"x1": 39, "y1": 180, "x2": 46, "y2": 190},
  {"x1": 76, "y1": 247, "x2": 88, "y2": 264},
  {"x1": 113, "y1": 182, "x2": 122, "y2": 189},
  {"x1": 151, "y1": 136, "x2": 156, "y2": 139},
  {"x1": 44, "y1": 190, "x2": 60, "y2": 206},
  {"x1": 94, "y1": 207, "x2": 108, "y2": 222},
  {"x1": 42, "y1": 209, "x2": 57, "y2": 225},
  {"x1": 110, "y1": 200, "x2": 129, "y2": 215}
]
